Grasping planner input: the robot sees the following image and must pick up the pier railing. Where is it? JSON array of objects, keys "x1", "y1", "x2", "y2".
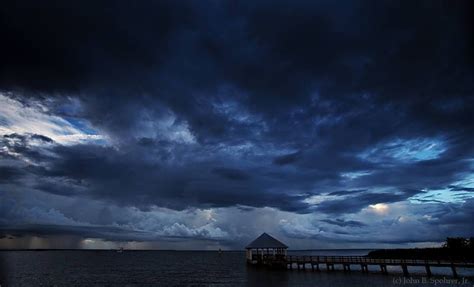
[{"x1": 260, "y1": 255, "x2": 474, "y2": 267}]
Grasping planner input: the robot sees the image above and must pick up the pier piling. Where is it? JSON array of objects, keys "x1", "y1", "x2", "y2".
[
  {"x1": 451, "y1": 265, "x2": 458, "y2": 278},
  {"x1": 401, "y1": 265, "x2": 409, "y2": 276},
  {"x1": 425, "y1": 265, "x2": 432, "y2": 277}
]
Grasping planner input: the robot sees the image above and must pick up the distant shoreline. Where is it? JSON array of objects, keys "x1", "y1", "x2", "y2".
[{"x1": 4, "y1": 247, "x2": 473, "y2": 263}]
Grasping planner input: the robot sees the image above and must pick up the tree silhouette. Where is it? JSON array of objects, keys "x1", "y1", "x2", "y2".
[{"x1": 444, "y1": 237, "x2": 469, "y2": 249}]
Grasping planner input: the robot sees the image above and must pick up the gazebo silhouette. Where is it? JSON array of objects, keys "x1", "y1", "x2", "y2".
[{"x1": 245, "y1": 232, "x2": 288, "y2": 264}]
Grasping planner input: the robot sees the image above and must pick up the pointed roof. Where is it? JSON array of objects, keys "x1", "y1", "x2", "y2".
[{"x1": 245, "y1": 232, "x2": 288, "y2": 249}]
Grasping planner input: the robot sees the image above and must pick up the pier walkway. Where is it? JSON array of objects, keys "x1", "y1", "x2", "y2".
[{"x1": 253, "y1": 255, "x2": 474, "y2": 277}]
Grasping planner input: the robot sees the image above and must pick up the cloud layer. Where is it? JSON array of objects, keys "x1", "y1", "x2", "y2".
[{"x1": 0, "y1": 0, "x2": 473, "y2": 249}]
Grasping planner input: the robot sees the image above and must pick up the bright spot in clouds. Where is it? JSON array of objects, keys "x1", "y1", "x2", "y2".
[
  {"x1": 367, "y1": 203, "x2": 389, "y2": 215},
  {"x1": 303, "y1": 194, "x2": 340, "y2": 205},
  {"x1": 341, "y1": 171, "x2": 372, "y2": 180}
]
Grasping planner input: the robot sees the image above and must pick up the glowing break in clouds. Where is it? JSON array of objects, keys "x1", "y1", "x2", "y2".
[
  {"x1": 0, "y1": 93, "x2": 105, "y2": 145},
  {"x1": 360, "y1": 137, "x2": 447, "y2": 163},
  {"x1": 367, "y1": 203, "x2": 389, "y2": 215}
]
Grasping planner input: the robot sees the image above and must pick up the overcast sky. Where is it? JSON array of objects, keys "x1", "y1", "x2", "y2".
[{"x1": 0, "y1": 0, "x2": 473, "y2": 250}]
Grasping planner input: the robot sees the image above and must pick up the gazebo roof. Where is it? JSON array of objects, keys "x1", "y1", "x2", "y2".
[{"x1": 245, "y1": 232, "x2": 288, "y2": 249}]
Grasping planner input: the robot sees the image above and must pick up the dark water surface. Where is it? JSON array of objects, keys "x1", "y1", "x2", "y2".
[{"x1": 1, "y1": 250, "x2": 473, "y2": 286}]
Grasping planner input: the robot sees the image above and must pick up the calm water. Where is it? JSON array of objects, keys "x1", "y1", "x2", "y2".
[{"x1": 1, "y1": 250, "x2": 473, "y2": 286}]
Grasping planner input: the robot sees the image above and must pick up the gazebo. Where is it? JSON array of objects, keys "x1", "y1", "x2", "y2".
[{"x1": 245, "y1": 232, "x2": 288, "y2": 264}]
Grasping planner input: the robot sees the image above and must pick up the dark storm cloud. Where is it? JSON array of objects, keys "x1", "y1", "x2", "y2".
[
  {"x1": 0, "y1": 0, "x2": 191, "y2": 92},
  {"x1": 2, "y1": 0, "x2": 472, "y2": 138},
  {"x1": 316, "y1": 190, "x2": 422, "y2": 214},
  {"x1": 0, "y1": 133, "x2": 54, "y2": 163},
  {"x1": 448, "y1": 185, "x2": 474, "y2": 192},
  {"x1": 320, "y1": 219, "x2": 366, "y2": 228},
  {"x1": 327, "y1": 189, "x2": 368, "y2": 196},
  {"x1": 273, "y1": 152, "x2": 301, "y2": 166},
  {"x1": 1, "y1": 0, "x2": 473, "y2": 245},
  {"x1": 433, "y1": 199, "x2": 474, "y2": 232},
  {"x1": 0, "y1": 166, "x2": 24, "y2": 183},
  {"x1": 26, "y1": 143, "x2": 310, "y2": 212},
  {"x1": 211, "y1": 167, "x2": 251, "y2": 181}
]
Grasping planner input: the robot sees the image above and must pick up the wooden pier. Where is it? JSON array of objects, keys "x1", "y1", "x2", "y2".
[
  {"x1": 245, "y1": 233, "x2": 474, "y2": 277},
  {"x1": 257, "y1": 255, "x2": 474, "y2": 277}
]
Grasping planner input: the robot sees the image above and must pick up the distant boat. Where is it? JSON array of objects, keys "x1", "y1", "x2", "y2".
[{"x1": 117, "y1": 247, "x2": 124, "y2": 253}]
